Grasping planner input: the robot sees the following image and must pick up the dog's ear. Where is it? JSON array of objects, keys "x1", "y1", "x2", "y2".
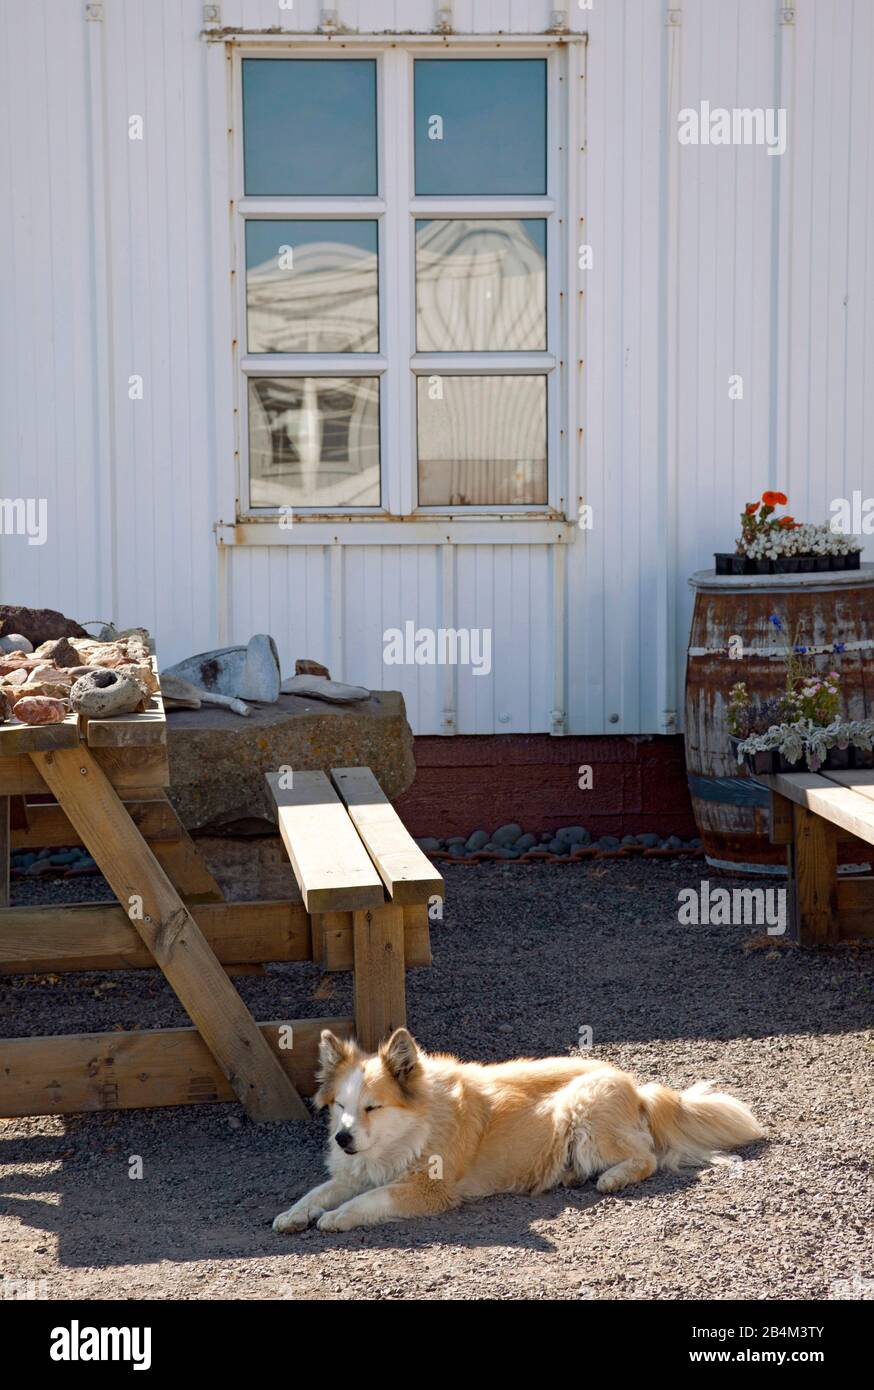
[
  {"x1": 318, "y1": 1029, "x2": 349, "y2": 1075},
  {"x1": 380, "y1": 1028, "x2": 420, "y2": 1084},
  {"x1": 314, "y1": 1030, "x2": 355, "y2": 1109}
]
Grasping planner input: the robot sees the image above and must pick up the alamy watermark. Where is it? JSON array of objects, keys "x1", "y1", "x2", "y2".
[
  {"x1": 0, "y1": 497, "x2": 47, "y2": 546},
  {"x1": 678, "y1": 102, "x2": 786, "y2": 156},
  {"x1": 678, "y1": 880, "x2": 787, "y2": 935},
  {"x1": 383, "y1": 622, "x2": 492, "y2": 676}
]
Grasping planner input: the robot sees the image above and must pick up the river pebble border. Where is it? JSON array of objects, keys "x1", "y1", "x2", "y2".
[{"x1": 415, "y1": 824, "x2": 703, "y2": 863}]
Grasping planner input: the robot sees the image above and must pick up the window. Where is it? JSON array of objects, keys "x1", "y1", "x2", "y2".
[{"x1": 235, "y1": 50, "x2": 560, "y2": 517}]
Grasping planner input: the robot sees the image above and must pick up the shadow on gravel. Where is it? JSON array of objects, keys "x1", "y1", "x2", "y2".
[
  {"x1": 0, "y1": 860, "x2": 866, "y2": 1271},
  {"x1": 0, "y1": 1138, "x2": 714, "y2": 1268}
]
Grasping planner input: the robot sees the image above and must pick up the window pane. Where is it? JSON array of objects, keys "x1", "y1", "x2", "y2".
[
  {"x1": 246, "y1": 221, "x2": 379, "y2": 354},
  {"x1": 414, "y1": 60, "x2": 546, "y2": 196},
  {"x1": 417, "y1": 376, "x2": 546, "y2": 506},
  {"x1": 249, "y1": 377, "x2": 380, "y2": 508},
  {"x1": 416, "y1": 219, "x2": 546, "y2": 352},
  {"x1": 242, "y1": 59, "x2": 377, "y2": 196}
]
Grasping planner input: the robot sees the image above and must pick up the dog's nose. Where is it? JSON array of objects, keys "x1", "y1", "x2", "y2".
[{"x1": 335, "y1": 1131, "x2": 355, "y2": 1151}]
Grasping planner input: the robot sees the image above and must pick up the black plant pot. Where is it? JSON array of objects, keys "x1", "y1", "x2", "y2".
[
  {"x1": 830, "y1": 551, "x2": 862, "y2": 571},
  {"x1": 814, "y1": 555, "x2": 831, "y2": 572},
  {"x1": 730, "y1": 736, "x2": 779, "y2": 776},
  {"x1": 775, "y1": 557, "x2": 802, "y2": 574},
  {"x1": 775, "y1": 751, "x2": 801, "y2": 772},
  {"x1": 850, "y1": 745, "x2": 874, "y2": 769},
  {"x1": 795, "y1": 556, "x2": 815, "y2": 573},
  {"x1": 751, "y1": 559, "x2": 772, "y2": 575},
  {"x1": 773, "y1": 745, "x2": 851, "y2": 773},
  {"x1": 715, "y1": 552, "x2": 738, "y2": 575},
  {"x1": 734, "y1": 556, "x2": 751, "y2": 574}
]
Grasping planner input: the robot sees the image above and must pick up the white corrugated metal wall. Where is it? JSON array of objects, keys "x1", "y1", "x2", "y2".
[{"x1": 2, "y1": 1, "x2": 872, "y2": 735}]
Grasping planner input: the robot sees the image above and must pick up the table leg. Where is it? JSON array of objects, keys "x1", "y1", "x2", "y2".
[
  {"x1": 792, "y1": 804, "x2": 838, "y2": 945},
  {"x1": 30, "y1": 747, "x2": 308, "y2": 1122},
  {"x1": 352, "y1": 904, "x2": 406, "y2": 1052}
]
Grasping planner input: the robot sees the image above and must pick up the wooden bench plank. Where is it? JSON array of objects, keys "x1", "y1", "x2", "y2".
[
  {"x1": 819, "y1": 768, "x2": 874, "y2": 802},
  {"x1": 265, "y1": 770, "x2": 384, "y2": 913},
  {"x1": 0, "y1": 713, "x2": 80, "y2": 755},
  {"x1": 32, "y1": 747, "x2": 308, "y2": 1121},
  {"x1": 758, "y1": 772, "x2": 874, "y2": 849},
  {"x1": 0, "y1": 900, "x2": 310, "y2": 975},
  {"x1": 83, "y1": 694, "x2": 167, "y2": 748},
  {"x1": 330, "y1": 766, "x2": 444, "y2": 905},
  {"x1": 0, "y1": 1016, "x2": 353, "y2": 1118}
]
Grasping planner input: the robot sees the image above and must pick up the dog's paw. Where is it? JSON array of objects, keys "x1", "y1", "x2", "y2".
[
  {"x1": 317, "y1": 1206, "x2": 357, "y2": 1233},
  {"x1": 273, "y1": 1204, "x2": 321, "y2": 1233}
]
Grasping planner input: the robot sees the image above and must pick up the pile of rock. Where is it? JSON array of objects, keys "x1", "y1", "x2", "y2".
[
  {"x1": 0, "y1": 628, "x2": 157, "y2": 725},
  {"x1": 415, "y1": 824, "x2": 702, "y2": 863},
  {"x1": 11, "y1": 845, "x2": 98, "y2": 879}
]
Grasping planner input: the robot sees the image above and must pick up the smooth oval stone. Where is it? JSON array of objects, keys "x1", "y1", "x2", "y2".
[
  {"x1": 0, "y1": 633, "x2": 33, "y2": 653},
  {"x1": 465, "y1": 830, "x2": 489, "y2": 851},
  {"x1": 492, "y1": 822, "x2": 523, "y2": 846},
  {"x1": 556, "y1": 826, "x2": 589, "y2": 845},
  {"x1": 12, "y1": 695, "x2": 68, "y2": 724}
]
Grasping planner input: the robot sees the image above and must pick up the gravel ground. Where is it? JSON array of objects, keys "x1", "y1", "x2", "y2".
[{"x1": 1, "y1": 859, "x2": 872, "y2": 1301}]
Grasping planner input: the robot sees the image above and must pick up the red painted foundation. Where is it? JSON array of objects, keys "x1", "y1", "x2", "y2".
[{"x1": 394, "y1": 734, "x2": 697, "y2": 841}]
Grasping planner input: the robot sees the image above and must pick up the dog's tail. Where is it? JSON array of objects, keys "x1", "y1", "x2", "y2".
[{"x1": 639, "y1": 1080, "x2": 764, "y2": 1170}]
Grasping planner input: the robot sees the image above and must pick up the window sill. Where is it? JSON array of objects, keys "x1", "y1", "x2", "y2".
[{"x1": 216, "y1": 515, "x2": 574, "y2": 546}]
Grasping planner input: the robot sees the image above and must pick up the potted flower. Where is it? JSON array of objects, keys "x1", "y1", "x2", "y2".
[
  {"x1": 727, "y1": 615, "x2": 874, "y2": 772},
  {"x1": 714, "y1": 491, "x2": 863, "y2": 574}
]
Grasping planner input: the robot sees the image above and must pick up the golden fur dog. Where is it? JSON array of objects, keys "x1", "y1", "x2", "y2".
[{"x1": 273, "y1": 1028, "x2": 764, "y2": 1233}]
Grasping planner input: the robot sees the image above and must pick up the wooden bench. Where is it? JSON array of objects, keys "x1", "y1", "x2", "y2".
[
  {"x1": 759, "y1": 769, "x2": 874, "y2": 944},
  {"x1": 265, "y1": 767, "x2": 443, "y2": 1051}
]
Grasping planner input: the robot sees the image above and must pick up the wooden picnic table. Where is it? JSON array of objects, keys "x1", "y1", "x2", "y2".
[
  {"x1": 0, "y1": 673, "x2": 441, "y2": 1120},
  {"x1": 759, "y1": 768, "x2": 874, "y2": 944}
]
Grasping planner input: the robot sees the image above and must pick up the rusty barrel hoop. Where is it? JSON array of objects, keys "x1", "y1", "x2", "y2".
[{"x1": 685, "y1": 565, "x2": 874, "y2": 876}]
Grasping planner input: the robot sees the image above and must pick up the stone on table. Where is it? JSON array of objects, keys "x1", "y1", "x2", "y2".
[
  {"x1": 70, "y1": 669, "x2": 146, "y2": 717},
  {"x1": 0, "y1": 606, "x2": 88, "y2": 647},
  {"x1": 279, "y1": 674, "x2": 370, "y2": 704},
  {"x1": 295, "y1": 658, "x2": 331, "y2": 678},
  {"x1": 11, "y1": 695, "x2": 69, "y2": 724},
  {"x1": 164, "y1": 689, "x2": 415, "y2": 833},
  {"x1": 164, "y1": 633, "x2": 281, "y2": 703}
]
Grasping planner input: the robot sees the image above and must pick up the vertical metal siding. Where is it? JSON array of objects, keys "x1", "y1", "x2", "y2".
[{"x1": 2, "y1": 1, "x2": 873, "y2": 736}]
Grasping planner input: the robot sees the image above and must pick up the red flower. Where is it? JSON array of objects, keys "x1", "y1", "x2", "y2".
[
  {"x1": 762, "y1": 490, "x2": 788, "y2": 507},
  {"x1": 745, "y1": 502, "x2": 759, "y2": 515},
  {"x1": 777, "y1": 516, "x2": 797, "y2": 528}
]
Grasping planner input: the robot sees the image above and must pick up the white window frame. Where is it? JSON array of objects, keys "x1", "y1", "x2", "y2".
[{"x1": 222, "y1": 33, "x2": 581, "y2": 544}]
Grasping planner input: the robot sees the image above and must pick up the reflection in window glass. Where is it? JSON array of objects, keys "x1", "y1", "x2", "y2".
[
  {"x1": 417, "y1": 376, "x2": 547, "y2": 506},
  {"x1": 249, "y1": 377, "x2": 380, "y2": 508},
  {"x1": 414, "y1": 60, "x2": 546, "y2": 196},
  {"x1": 246, "y1": 221, "x2": 379, "y2": 354},
  {"x1": 416, "y1": 219, "x2": 546, "y2": 352},
  {"x1": 242, "y1": 60, "x2": 377, "y2": 196}
]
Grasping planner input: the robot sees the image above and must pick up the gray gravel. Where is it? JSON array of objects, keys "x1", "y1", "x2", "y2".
[{"x1": 1, "y1": 859, "x2": 872, "y2": 1301}]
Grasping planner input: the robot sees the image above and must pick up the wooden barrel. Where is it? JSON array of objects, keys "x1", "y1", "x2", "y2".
[{"x1": 684, "y1": 565, "x2": 874, "y2": 875}]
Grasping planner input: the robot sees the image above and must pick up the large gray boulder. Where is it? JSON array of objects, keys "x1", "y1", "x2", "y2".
[{"x1": 165, "y1": 688, "x2": 416, "y2": 832}]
